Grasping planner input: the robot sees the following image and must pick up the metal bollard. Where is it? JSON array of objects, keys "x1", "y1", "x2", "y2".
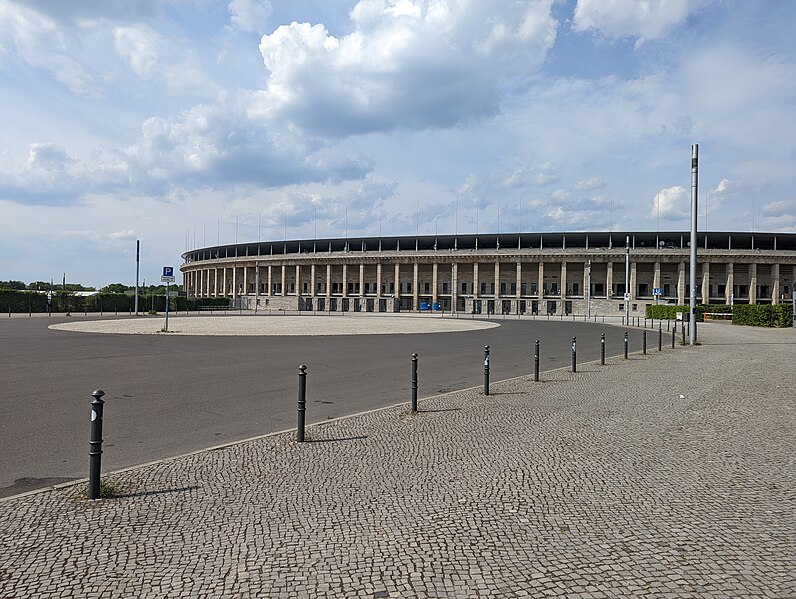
[
  {"x1": 642, "y1": 330, "x2": 647, "y2": 354},
  {"x1": 624, "y1": 331, "x2": 629, "y2": 359},
  {"x1": 411, "y1": 353, "x2": 418, "y2": 413},
  {"x1": 600, "y1": 333, "x2": 605, "y2": 365},
  {"x1": 672, "y1": 325, "x2": 676, "y2": 349},
  {"x1": 483, "y1": 345, "x2": 490, "y2": 396},
  {"x1": 88, "y1": 389, "x2": 106, "y2": 500},
  {"x1": 297, "y1": 365, "x2": 307, "y2": 442},
  {"x1": 534, "y1": 340, "x2": 540, "y2": 382},
  {"x1": 658, "y1": 325, "x2": 662, "y2": 351},
  {"x1": 571, "y1": 337, "x2": 577, "y2": 372},
  {"x1": 682, "y1": 322, "x2": 686, "y2": 346}
]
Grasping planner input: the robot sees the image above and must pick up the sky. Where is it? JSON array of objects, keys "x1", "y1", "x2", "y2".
[{"x1": 1, "y1": 0, "x2": 795, "y2": 286}]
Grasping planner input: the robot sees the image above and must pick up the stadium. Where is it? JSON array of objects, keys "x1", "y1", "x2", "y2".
[{"x1": 180, "y1": 231, "x2": 796, "y2": 316}]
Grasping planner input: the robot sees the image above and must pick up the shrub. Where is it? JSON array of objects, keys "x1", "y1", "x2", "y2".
[{"x1": 732, "y1": 304, "x2": 793, "y2": 327}]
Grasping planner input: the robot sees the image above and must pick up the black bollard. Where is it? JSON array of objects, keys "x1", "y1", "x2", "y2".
[
  {"x1": 682, "y1": 322, "x2": 686, "y2": 346},
  {"x1": 297, "y1": 365, "x2": 307, "y2": 442},
  {"x1": 483, "y1": 345, "x2": 490, "y2": 396},
  {"x1": 658, "y1": 324, "x2": 662, "y2": 351},
  {"x1": 534, "y1": 340, "x2": 540, "y2": 382},
  {"x1": 411, "y1": 353, "x2": 418, "y2": 413},
  {"x1": 571, "y1": 337, "x2": 577, "y2": 372},
  {"x1": 88, "y1": 389, "x2": 106, "y2": 500},
  {"x1": 624, "y1": 331, "x2": 629, "y2": 359},
  {"x1": 642, "y1": 330, "x2": 647, "y2": 354},
  {"x1": 600, "y1": 333, "x2": 605, "y2": 365},
  {"x1": 672, "y1": 325, "x2": 676, "y2": 349}
]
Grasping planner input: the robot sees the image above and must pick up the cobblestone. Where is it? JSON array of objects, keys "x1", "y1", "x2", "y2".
[{"x1": 0, "y1": 323, "x2": 793, "y2": 597}]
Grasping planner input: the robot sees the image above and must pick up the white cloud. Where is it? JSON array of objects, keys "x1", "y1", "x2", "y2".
[
  {"x1": 228, "y1": 0, "x2": 272, "y2": 33},
  {"x1": 573, "y1": 0, "x2": 705, "y2": 43},
  {"x1": 575, "y1": 177, "x2": 605, "y2": 191},
  {"x1": 113, "y1": 26, "x2": 160, "y2": 77},
  {"x1": 255, "y1": 0, "x2": 558, "y2": 137},
  {"x1": 652, "y1": 185, "x2": 688, "y2": 220}
]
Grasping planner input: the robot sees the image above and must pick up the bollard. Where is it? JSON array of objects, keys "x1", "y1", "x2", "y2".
[
  {"x1": 483, "y1": 345, "x2": 490, "y2": 396},
  {"x1": 624, "y1": 331, "x2": 629, "y2": 359},
  {"x1": 682, "y1": 322, "x2": 686, "y2": 346},
  {"x1": 600, "y1": 333, "x2": 605, "y2": 365},
  {"x1": 658, "y1": 324, "x2": 662, "y2": 351},
  {"x1": 642, "y1": 330, "x2": 647, "y2": 354},
  {"x1": 672, "y1": 326, "x2": 676, "y2": 349},
  {"x1": 8, "y1": 306, "x2": 10, "y2": 317},
  {"x1": 88, "y1": 389, "x2": 106, "y2": 500},
  {"x1": 534, "y1": 340, "x2": 540, "y2": 382},
  {"x1": 411, "y1": 353, "x2": 418, "y2": 413},
  {"x1": 571, "y1": 336, "x2": 577, "y2": 372},
  {"x1": 297, "y1": 365, "x2": 307, "y2": 442}
]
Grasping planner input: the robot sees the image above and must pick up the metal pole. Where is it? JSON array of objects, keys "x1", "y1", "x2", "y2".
[
  {"x1": 587, "y1": 260, "x2": 591, "y2": 318},
  {"x1": 135, "y1": 240, "x2": 140, "y2": 315},
  {"x1": 88, "y1": 389, "x2": 106, "y2": 500},
  {"x1": 690, "y1": 144, "x2": 698, "y2": 345},
  {"x1": 658, "y1": 324, "x2": 662, "y2": 351},
  {"x1": 642, "y1": 330, "x2": 647, "y2": 355},
  {"x1": 483, "y1": 345, "x2": 490, "y2": 396},
  {"x1": 672, "y1": 325, "x2": 676, "y2": 349},
  {"x1": 624, "y1": 331, "x2": 629, "y2": 359},
  {"x1": 571, "y1": 337, "x2": 577, "y2": 372},
  {"x1": 296, "y1": 365, "x2": 307, "y2": 442},
  {"x1": 600, "y1": 333, "x2": 605, "y2": 365},
  {"x1": 411, "y1": 353, "x2": 418, "y2": 413},
  {"x1": 165, "y1": 281, "x2": 170, "y2": 331},
  {"x1": 625, "y1": 236, "x2": 630, "y2": 325},
  {"x1": 534, "y1": 340, "x2": 540, "y2": 382}
]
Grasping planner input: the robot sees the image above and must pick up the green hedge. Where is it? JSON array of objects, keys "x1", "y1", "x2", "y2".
[
  {"x1": 645, "y1": 304, "x2": 708, "y2": 320},
  {"x1": 732, "y1": 304, "x2": 793, "y2": 328},
  {"x1": 1, "y1": 290, "x2": 230, "y2": 314}
]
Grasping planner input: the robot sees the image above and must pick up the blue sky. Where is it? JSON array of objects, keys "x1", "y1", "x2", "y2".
[{"x1": 1, "y1": 0, "x2": 794, "y2": 286}]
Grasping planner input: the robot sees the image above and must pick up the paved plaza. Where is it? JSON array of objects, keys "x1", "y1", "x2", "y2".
[{"x1": 0, "y1": 322, "x2": 794, "y2": 598}]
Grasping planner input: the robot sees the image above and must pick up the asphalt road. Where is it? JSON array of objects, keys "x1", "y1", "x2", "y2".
[{"x1": 0, "y1": 314, "x2": 646, "y2": 497}]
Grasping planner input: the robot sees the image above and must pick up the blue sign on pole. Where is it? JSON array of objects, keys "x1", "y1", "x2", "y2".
[
  {"x1": 163, "y1": 266, "x2": 174, "y2": 277},
  {"x1": 653, "y1": 287, "x2": 663, "y2": 296}
]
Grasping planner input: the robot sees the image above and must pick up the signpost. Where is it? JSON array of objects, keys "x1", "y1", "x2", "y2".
[
  {"x1": 653, "y1": 287, "x2": 662, "y2": 305},
  {"x1": 161, "y1": 266, "x2": 175, "y2": 331}
]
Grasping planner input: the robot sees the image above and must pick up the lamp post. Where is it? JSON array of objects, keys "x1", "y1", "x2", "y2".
[{"x1": 625, "y1": 236, "x2": 630, "y2": 325}]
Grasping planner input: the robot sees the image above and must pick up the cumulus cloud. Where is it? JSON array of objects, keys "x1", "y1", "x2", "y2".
[
  {"x1": 254, "y1": 0, "x2": 558, "y2": 137},
  {"x1": 575, "y1": 177, "x2": 605, "y2": 191},
  {"x1": 228, "y1": 0, "x2": 271, "y2": 33},
  {"x1": 573, "y1": 0, "x2": 706, "y2": 43},
  {"x1": 113, "y1": 26, "x2": 160, "y2": 77},
  {"x1": 652, "y1": 185, "x2": 688, "y2": 220}
]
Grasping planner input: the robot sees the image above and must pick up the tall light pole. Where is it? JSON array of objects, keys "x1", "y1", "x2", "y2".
[
  {"x1": 690, "y1": 144, "x2": 699, "y2": 345},
  {"x1": 625, "y1": 236, "x2": 630, "y2": 325},
  {"x1": 134, "y1": 239, "x2": 140, "y2": 315}
]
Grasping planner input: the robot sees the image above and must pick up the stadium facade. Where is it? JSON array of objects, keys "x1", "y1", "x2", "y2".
[{"x1": 180, "y1": 231, "x2": 796, "y2": 316}]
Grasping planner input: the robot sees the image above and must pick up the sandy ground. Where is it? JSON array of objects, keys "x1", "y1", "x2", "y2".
[{"x1": 48, "y1": 313, "x2": 501, "y2": 336}]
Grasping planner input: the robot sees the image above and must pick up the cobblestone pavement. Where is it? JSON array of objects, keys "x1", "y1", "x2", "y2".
[{"x1": 0, "y1": 323, "x2": 793, "y2": 598}]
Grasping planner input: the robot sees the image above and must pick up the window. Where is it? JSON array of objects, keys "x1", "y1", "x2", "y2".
[
  {"x1": 500, "y1": 282, "x2": 507, "y2": 294},
  {"x1": 461, "y1": 282, "x2": 467, "y2": 293},
  {"x1": 389, "y1": 282, "x2": 395, "y2": 293},
  {"x1": 481, "y1": 283, "x2": 487, "y2": 295},
  {"x1": 442, "y1": 282, "x2": 449, "y2": 293},
  {"x1": 572, "y1": 283, "x2": 579, "y2": 295},
  {"x1": 424, "y1": 282, "x2": 430, "y2": 293}
]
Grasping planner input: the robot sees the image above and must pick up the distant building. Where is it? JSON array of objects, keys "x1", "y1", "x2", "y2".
[{"x1": 180, "y1": 231, "x2": 796, "y2": 315}]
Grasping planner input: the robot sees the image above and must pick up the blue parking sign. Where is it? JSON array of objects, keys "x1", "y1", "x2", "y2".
[{"x1": 163, "y1": 266, "x2": 174, "y2": 277}]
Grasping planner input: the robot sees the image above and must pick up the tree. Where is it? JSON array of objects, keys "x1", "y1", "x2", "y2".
[
  {"x1": 102, "y1": 283, "x2": 129, "y2": 294},
  {"x1": 0, "y1": 280, "x2": 26, "y2": 290}
]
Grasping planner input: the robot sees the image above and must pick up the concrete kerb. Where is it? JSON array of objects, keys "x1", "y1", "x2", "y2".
[{"x1": 0, "y1": 337, "x2": 671, "y2": 504}]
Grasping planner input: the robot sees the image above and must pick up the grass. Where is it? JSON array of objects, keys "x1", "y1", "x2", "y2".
[{"x1": 78, "y1": 479, "x2": 118, "y2": 500}]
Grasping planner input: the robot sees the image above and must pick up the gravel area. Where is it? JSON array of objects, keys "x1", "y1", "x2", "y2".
[
  {"x1": 1, "y1": 322, "x2": 793, "y2": 598},
  {"x1": 48, "y1": 314, "x2": 501, "y2": 336}
]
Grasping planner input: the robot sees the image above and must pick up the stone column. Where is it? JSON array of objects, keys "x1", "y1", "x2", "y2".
[
  {"x1": 473, "y1": 262, "x2": 480, "y2": 299},
  {"x1": 310, "y1": 264, "x2": 316, "y2": 297},
  {"x1": 296, "y1": 264, "x2": 301, "y2": 296},
  {"x1": 516, "y1": 262, "x2": 522, "y2": 300},
  {"x1": 749, "y1": 263, "x2": 757, "y2": 303},
  {"x1": 222, "y1": 267, "x2": 227, "y2": 297},
  {"x1": 413, "y1": 262, "x2": 419, "y2": 310},
  {"x1": 701, "y1": 262, "x2": 710, "y2": 304},
  {"x1": 452, "y1": 262, "x2": 458, "y2": 311},
  {"x1": 772, "y1": 264, "x2": 780, "y2": 304},
  {"x1": 281, "y1": 265, "x2": 286, "y2": 296},
  {"x1": 494, "y1": 261, "x2": 500, "y2": 299},
  {"x1": 653, "y1": 261, "x2": 661, "y2": 291},
  {"x1": 394, "y1": 263, "x2": 401, "y2": 300},
  {"x1": 267, "y1": 265, "x2": 272, "y2": 296},
  {"x1": 243, "y1": 266, "x2": 248, "y2": 299},
  {"x1": 606, "y1": 262, "x2": 613, "y2": 297},
  {"x1": 376, "y1": 262, "x2": 382, "y2": 298},
  {"x1": 537, "y1": 262, "x2": 544, "y2": 298},
  {"x1": 726, "y1": 263, "x2": 733, "y2": 304},
  {"x1": 432, "y1": 262, "x2": 438, "y2": 306},
  {"x1": 560, "y1": 261, "x2": 567, "y2": 298},
  {"x1": 582, "y1": 261, "x2": 589, "y2": 299},
  {"x1": 342, "y1": 264, "x2": 348, "y2": 297},
  {"x1": 630, "y1": 262, "x2": 637, "y2": 299},
  {"x1": 677, "y1": 262, "x2": 685, "y2": 305},
  {"x1": 326, "y1": 264, "x2": 332, "y2": 301},
  {"x1": 359, "y1": 263, "x2": 364, "y2": 296}
]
